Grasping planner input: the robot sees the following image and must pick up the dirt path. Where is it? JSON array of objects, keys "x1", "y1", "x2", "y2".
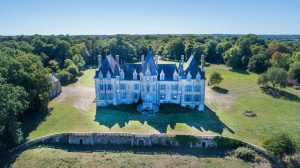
[
  {"x1": 52, "y1": 82, "x2": 95, "y2": 111},
  {"x1": 205, "y1": 87, "x2": 236, "y2": 112}
]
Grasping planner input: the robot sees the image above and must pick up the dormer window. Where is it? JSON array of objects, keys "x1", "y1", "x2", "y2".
[
  {"x1": 196, "y1": 72, "x2": 201, "y2": 81},
  {"x1": 187, "y1": 72, "x2": 191, "y2": 81},
  {"x1": 120, "y1": 70, "x2": 125, "y2": 80},
  {"x1": 160, "y1": 70, "x2": 165, "y2": 81},
  {"x1": 133, "y1": 69, "x2": 137, "y2": 80},
  {"x1": 99, "y1": 71, "x2": 103, "y2": 79},
  {"x1": 107, "y1": 71, "x2": 111, "y2": 80},
  {"x1": 139, "y1": 72, "x2": 143, "y2": 81},
  {"x1": 173, "y1": 70, "x2": 178, "y2": 81}
]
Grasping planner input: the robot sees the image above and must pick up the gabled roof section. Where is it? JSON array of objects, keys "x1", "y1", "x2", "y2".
[
  {"x1": 142, "y1": 51, "x2": 157, "y2": 76},
  {"x1": 123, "y1": 63, "x2": 143, "y2": 80},
  {"x1": 184, "y1": 55, "x2": 205, "y2": 79},
  {"x1": 157, "y1": 64, "x2": 178, "y2": 81},
  {"x1": 94, "y1": 55, "x2": 120, "y2": 78}
]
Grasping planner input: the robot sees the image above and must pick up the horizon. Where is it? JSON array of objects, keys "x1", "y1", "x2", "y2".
[{"x1": 1, "y1": 0, "x2": 300, "y2": 35}]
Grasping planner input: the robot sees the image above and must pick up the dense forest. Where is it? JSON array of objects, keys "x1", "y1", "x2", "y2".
[{"x1": 1, "y1": 34, "x2": 300, "y2": 152}]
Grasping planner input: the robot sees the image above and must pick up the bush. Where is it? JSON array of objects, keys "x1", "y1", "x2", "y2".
[
  {"x1": 56, "y1": 70, "x2": 73, "y2": 85},
  {"x1": 213, "y1": 137, "x2": 244, "y2": 149},
  {"x1": 234, "y1": 147, "x2": 256, "y2": 161},
  {"x1": 263, "y1": 133, "x2": 296, "y2": 158},
  {"x1": 174, "y1": 135, "x2": 198, "y2": 146},
  {"x1": 209, "y1": 72, "x2": 223, "y2": 86}
]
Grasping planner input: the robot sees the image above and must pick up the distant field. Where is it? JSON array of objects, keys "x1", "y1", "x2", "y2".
[
  {"x1": 4, "y1": 147, "x2": 271, "y2": 168},
  {"x1": 22, "y1": 62, "x2": 300, "y2": 146}
]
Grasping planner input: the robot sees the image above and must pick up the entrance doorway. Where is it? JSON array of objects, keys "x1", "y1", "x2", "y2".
[
  {"x1": 79, "y1": 139, "x2": 83, "y2": 145},
  {"x1": 138, "y1": 139, "x2": 144, "y2": 147},
  {"x1": 202, "y1": 141, "x2": 206, "y2": 148}
]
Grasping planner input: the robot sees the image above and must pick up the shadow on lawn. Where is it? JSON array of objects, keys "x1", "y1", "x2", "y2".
[
  {"x1": 20, "y1": 107, "x2": 53, "y2": 140},
  {"x1": 94, "y1": 105, "x2": 234, "y2": 134},
  {"x1": 212, "y1": 86, "x2": 229, "y2": 94},
  {"x1": 261, "y1": 86, "x2": 300, "y2": 102},
  {"x1": 0, "y1": 144, "x2": 228, "y2": 167}
]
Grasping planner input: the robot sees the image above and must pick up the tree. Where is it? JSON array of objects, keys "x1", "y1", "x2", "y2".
[
  {"x1": 205, "y1": 40, "x2": 219, "y2": 63},
  {"x1": 48, "y1": 60, "x2": 59, "y2": 72},
  {"x1": 56, "y1": 70, "x2": 73, "y2": 85},
  {"x1": 271, "y1": 52, "x2": 291, "y2": 71},
  {"x1": 247, "y1": 53, "x2": 270, "y2": 73},
  {"x1": 0, "y1": 53, "x2": 52, "y2": 111},
  {"x1": 209, "y1": 72, "x2": 223, "y2": 87},
  {"x1": 224, "y1": 46, "x2": 240, "y2": 69},
  {"x1": 0, "y1": 78, "x2": 29, "y2": 151},
  {"x1": 289, "y1": 61, "x2": 300, "y2": 84},
  {"x1": 258, "y1": 67, "x2": 288, "y2": 90},
  {"x1": 72, "y1": 54, "x2": 85, "y2": 70},
  {"x1": 167, "y1": 39, "x2": 185, "y2": 60},
  {"x1": 263, "y1": 133, "x2": 296, "y2": 158}
]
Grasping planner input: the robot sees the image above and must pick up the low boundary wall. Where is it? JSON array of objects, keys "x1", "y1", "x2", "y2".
[{"x1": 2, "y1": 132, "x2": 272, "y2": 160}]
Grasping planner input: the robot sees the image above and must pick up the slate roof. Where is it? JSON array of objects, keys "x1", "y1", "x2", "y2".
[
  {"x1": 157, "y1": 64, "x2": 178, "y2": 81},
  {"x1": 95, "y1": 52, "x2": 205, "y2": 80},
  {"x1": 95, "y1": 55, "x2": 119, "y2": 78},
  {"x1": 141, "y1": 51, "x2": 157, "y2": 75},
  {"x1": 183, "y1": 55, "x2": 205, "y2": 79},
  {"x1": 123, "y1": 64, "x2": 142, "y2": 80}
]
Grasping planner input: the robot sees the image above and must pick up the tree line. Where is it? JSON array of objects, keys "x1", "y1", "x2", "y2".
[{"x1": 0, "y1": 34, "x2": 300, "y2": 152}]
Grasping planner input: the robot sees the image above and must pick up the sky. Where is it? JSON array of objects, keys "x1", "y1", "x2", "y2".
[{"x1": 0, "y1": 0, "x2": 300, "y2": 35}]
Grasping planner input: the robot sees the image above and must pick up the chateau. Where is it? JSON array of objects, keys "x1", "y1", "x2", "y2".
[{"x1": 94, "y1": 51, "x2": 205, "y2": 113}]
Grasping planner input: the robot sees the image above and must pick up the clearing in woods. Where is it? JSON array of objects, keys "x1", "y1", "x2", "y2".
[{"x1": 22, "y1": 63, "x2": 300, "y2": 146}]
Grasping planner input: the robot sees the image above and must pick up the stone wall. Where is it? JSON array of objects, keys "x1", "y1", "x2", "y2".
[{"x1": 3, "y1": 132, "x2": 275, "y2": 162}]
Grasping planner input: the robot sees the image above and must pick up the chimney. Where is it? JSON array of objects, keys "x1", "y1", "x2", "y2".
[
  {"x1": 201, "y1": 54, "x2": 205, "y2": 71},
  {"x1": 181, "y1": 55, "x2": 184, "y2": 64},
  {"x1": 155, "y1": 55, "x2": 159, "y2": 65},
  {"x1": 97, "y1": 55, "x2": 102, "y2": 68},
  {"x1": 116, "y1": 55, "x2": 119, "y2": 65},
  {"x1": 141, "y1": 55, "x2": 144, "y2": 64}
]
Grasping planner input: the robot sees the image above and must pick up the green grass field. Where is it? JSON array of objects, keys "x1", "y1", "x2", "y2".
[
  {"x1": 22, "y1": 63, "x2": 300, "y2": 146},
  {"x1": 4, "y1": 147, "x2": 270, "y2": 168}
]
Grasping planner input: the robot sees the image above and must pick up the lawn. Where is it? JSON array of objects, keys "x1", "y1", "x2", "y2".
[
  {"x1": 22, "y1": 63, "x2": 300, "y2": 146},
  {"x1": 3, "y1": 147, "x2": 271, "y2": 168}
]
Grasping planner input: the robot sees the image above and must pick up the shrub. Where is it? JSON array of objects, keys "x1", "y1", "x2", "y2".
[
  {"x1": 213, "y1": 137, "x2": 244, "y2": 149},
  {"x1": 234, "y1": 147, "x2": 256, "y2": 161},
  {"x1": 174, "y1": 135, "x2": 198, "y2": 146},
  {"x1": 209, "y1": 72, "x2": 223, "y2": 86},
  {"x1": 263, "y1": 133, "x2": 296, "y2": 158}
]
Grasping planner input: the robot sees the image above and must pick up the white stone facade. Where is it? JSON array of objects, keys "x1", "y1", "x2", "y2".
[{"x1": 94, "y1": 52, "x2": 205, "y2": 112}]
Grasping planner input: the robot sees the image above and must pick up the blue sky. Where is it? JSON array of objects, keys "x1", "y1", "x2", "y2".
[{"x1": 0, "y1": 0, "x2": 299, "y2": 35}]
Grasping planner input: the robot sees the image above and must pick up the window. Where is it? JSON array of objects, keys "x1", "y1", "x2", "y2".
[
  {"x1": 160, "y1": 84, "x2": 166, "y2": 90},
  {"x1": 152, "y1": 94, "x2": 156, "y2": 100},
  {"x1": 171, "y1": 94, "x2": 177, "y2": 100},
  {"x1": 146, "y1": 85, "x2": 150, "y2": 92},
  {"x1": 107, "y1": 94, "x2": 113, "y2": 100},
  {"x1": 194, "y1": 95, "x2": 201, "y2": 102},
  {"x1": 173, "y1": 74, "x2": 178, "y2": 80},
  {"x1": 99, "y1": 84, "x2": 104, "y2": 90},
  {"x1": 194, "y1": 86, "x2": 201, "y2": 92},
  {"x1": 107, "y1": 84, "x2": 112, "y2": 90},
  {"x1": 172, "y1": 84, "x2": 178, "y2": 91},
  {"x1": 152, "y1": 85, "x2": 156, "y2": 91},
  {"x1": 160, "y1": 93, "x2": 166, "y2": 100},
  {"x1": 160, "y1": 74, "x2": 165, "y2": 80},
  {"x1": 120, "y1": 84, "x2": 126, "y2": 90},
  {"x1": 142, "y1": 85, "x2": 145, "y2": 91},
  {"x1": 185, "y1": 95, "x2": 192, "y2": 102},
  {"x1": 134, "y1": 84, "x2": 139, "y2": 90},
  {"x1": 121, "y1": 93, "x2": 127, "y2": 99},
  {"x1": 185, "y1": 85, "x2": 192, "y2": 92},
  {"x1": 133, "y1": 93, "x2": 138, "y2": 99},
  {"x1": 100, "y1": 93, "x2": 106, "y2": 100}
]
